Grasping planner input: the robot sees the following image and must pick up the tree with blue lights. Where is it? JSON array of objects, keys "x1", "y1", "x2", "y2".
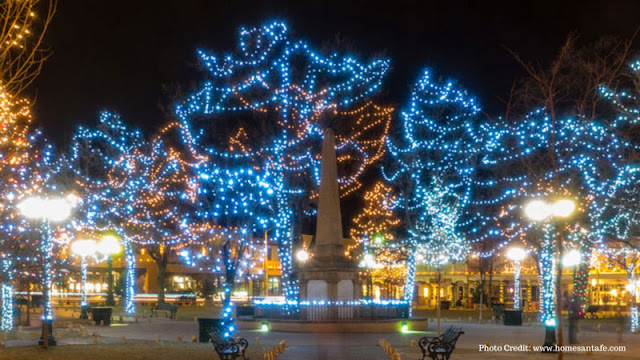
[
  {"x1": 474, "y1": 109, "x2": 638, "y2": 343},
  {"x1": 383, "y1": 69, "x2": 481, "y2": 303},
  {"x1": 69, "y1": 112, "x2": 181, "y2": 312},
  {"x1": 174, "y1": 21, "x2": 391, "y2": 311},
  {"x1": 406, "y1": 178, "x2": 469, "y2": 309},
  {"x1": 176, "y1": 163, "x2": 275, "y2": 339},
  {"x1": 15, "y1": 139, "x2": 75, "y2": 332},
  {"x1": 0, "y1": 90, "x2": 65, "y2": 331},
  {"x1": 595, "y1": 58, "x2": 640, "y2": 332},
  {"x1": 470, "y1": 38, "x2": 639, "y2": 345}
]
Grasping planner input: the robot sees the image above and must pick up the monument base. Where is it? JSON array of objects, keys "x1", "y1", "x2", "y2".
[{"x1": 298, "y1": 267, "x2": 360, "y2": 301}]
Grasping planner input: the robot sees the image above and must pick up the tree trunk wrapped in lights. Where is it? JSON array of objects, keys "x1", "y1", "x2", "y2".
[{"x1": 1, "y1": 258, "x2": 13, "y2": 331}]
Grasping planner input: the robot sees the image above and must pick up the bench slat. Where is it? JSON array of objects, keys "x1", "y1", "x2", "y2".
[
  {"x1": 208, "y1": 328, "x2": 249, "y2": 360},
  {"x1": 418, "y1": 326, "x2": 464, "y2": 360}
]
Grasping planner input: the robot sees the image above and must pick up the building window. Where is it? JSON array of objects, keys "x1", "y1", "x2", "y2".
[{"x1": 268, "y1": 276, "x2": 280, "y2": 296}]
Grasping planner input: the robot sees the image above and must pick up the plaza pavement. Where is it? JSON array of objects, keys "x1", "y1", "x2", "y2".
[{"x1": 4, "y1": 317, "x2": 640, "y2": 359}]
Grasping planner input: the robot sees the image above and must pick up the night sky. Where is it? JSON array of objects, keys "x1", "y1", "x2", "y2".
[{"x1": 31, "y1": 0, "x2": 640, "y2": 145}]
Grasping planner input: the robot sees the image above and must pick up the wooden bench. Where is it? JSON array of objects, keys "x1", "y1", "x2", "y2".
[
  {"x1": 151, "y1": 303, "x2": 178, "y2": 319},
  {"x1": 208, "y1": 328, "x2": 249, "y2": 360},
  {"x1": 418, "y1": 326, "x2": 464, "y2": 360}
]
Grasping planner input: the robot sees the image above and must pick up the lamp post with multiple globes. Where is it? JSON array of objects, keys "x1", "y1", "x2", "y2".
[
  {"x1": 17, "y1": 195, "x2": 77, "y2": 347},
  {"x1": 70, "y1": 239, "x2": 97, "y2": 319},
  {"x1": 97, "y1": 234, "x2": 122, "y2": 306},
  {"x1": 359, "y1": 253, "x2": 378, "y2": 300},
  {"x1": 70, "y1": 234, "x2": 122, "y2": 317},
  {"x1": 506, "y1": 247, "x2": 526, "y2": 311},
  {"x1": 562, "y1": 249, "x2": 582, "y2": 344},
  {"x1": 524, "y1": 198, "x2": 575, "y2": 355}
]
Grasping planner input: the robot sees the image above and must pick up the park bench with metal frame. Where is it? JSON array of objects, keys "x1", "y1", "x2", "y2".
[
  {"x1": 151, "y1": 303, "x2": 178, "y2": 319},
  {"x1": 208, "y1": 328, "x2": 249, "y2": 360},
  {"x1": 418, "y1": 326, "x2": 464, "y2": 360}
]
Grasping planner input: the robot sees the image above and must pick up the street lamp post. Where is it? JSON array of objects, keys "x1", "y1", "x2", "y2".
[
  {"x1": 97, "y1": 235, "x2": 122, "y2": 307},
  {"x1": 506, "y1": 247, "x2": 526, "y2": 311},
  {"x1": 435, "y1": 254, "x2": 449, "y2": 336},
  {"x1": 17, "y1": 196, "x2": 75, "y2": 347},
  {"x1": 360, "y1": 253, "x2": 377, "y2": 299},
  {"x1": 524, "y1": 198, "x2": 575, "y2": 355},
  {"x1": 296, "y1": 249, "x2": 309, "y2": 263},
  {"x1": 70, "y1": 239, "x2": 97, "y2": 319},
  {"x1": 563, "y1": 249, "x2": 581, "y2": 345}
]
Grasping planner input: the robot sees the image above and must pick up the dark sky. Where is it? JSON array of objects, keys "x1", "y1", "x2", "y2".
[{"x1": 31, "y1": 0, "x2": 640, "y2": 145}]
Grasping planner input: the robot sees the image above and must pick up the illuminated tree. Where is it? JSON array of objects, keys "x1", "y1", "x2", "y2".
[
  {"x1": 595, "y1": 61, "x2": 640, "y2": 332},
  {"x1": 11, "y1": 139, "x2": 75, "y2": 332},
  {"x1": 176, "y1": 164, "x2": 275, "y2": 339},
  {"x1": 383, "y1": 69, "x2": 480, "y2": 303},
  {"x1": 349, "y1": 181, "x2": 400, "y2": 298},
  {"x1": 473, "y1": 111, "x2": 636, "y2": 340},
  {"x1": 0, "y1": 0, "x2": 55, "y2": 329},
  {"x1": 591, "y1": 167, "x2": 640, "y2": 333},
  {"x1": 0, "y1": 89, "x2": 39, "y2": 330},
  {"x1": 349, "y1": 181, "x2": 400, "y2": 258},
  {"x1": 0, "y1": 0, "x2": 55, "y2": 97},
  {"x1": 121, "y1": 124, "x2": 197, "y2": 305},
  {"x1": 175, "y1": 21, "x2": 391, "y2": 310},
  {"x1": 469, "y1": 36, "x2": 638, "y2": 345},
  {"x1": 69, "y1": 112, "x2": 142, "y2": 312},
  {"x1": 406, "y1": 178, "x2": 469, "y2": 303},
  {"x1": 69, "y1": 114, "x2": 195, "y2": 310}
]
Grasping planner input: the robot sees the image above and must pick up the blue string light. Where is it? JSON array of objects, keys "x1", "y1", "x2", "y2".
[{"x1": 1, "y1": 258, "x2": 13, "y2": 331}]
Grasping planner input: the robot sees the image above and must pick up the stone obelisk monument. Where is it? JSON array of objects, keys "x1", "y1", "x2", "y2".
[{"x1": 298, "y1": 128, "x2": 359, "y2": 301}]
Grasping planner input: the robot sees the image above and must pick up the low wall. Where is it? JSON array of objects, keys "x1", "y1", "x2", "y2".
[
  {"x1": 237, "y1": 318, "x2": 428, "y2": 333},
  {"x1": 254, "y1": 303, "x2": 410, "y2": 321}
]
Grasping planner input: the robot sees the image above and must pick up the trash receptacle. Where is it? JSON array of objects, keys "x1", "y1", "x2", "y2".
[
  {"x1": 12, "y1": 306, "x2": 21, "y2": 326},
  {"x1": 90, "y1": 307, "x2": 113, "y2": 325},
  {"x1": 492, "y1": 304, "x2": 505, "y2": 322},
  {"x1": 503, "y1": 309, "x2": 523, "y2": 325}
]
